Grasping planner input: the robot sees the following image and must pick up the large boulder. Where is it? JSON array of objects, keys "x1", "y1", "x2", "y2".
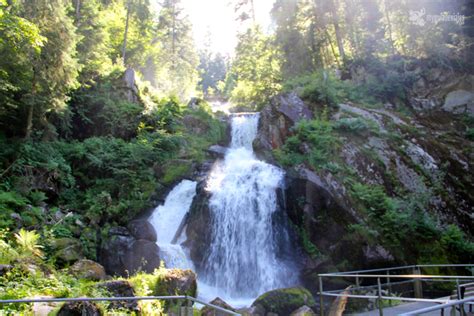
[
  {"x1": 127, "y1": 219, "x2": 157, "y2": 242},
  {"x1": 207, "y1": 144, "x2": 227, "y2": 158},
  {"x1": 97, "y1": 280, "x2": 139, "y2": 312},
  {"x1": 442, "y1": 90, "x2": 474, "y2": 115},
  {"x1": 69, "y1": 259, "x2": 106, "y2": 281},
  {"x1": 201, "y1": 297, "x2": 235, "y2": 316},
  {"x1": 99, "y1": 226, "x2": 160, "y2": 276},
  {"x1": 251, "y1": 287, "x2": 316, "y2": 316},
  {"x1": 57, "y1": 301, "x2": 102, "y2": 316}
]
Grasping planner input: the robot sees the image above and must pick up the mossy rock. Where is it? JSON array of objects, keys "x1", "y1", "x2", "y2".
[
  {"x1": 153, "y1": 269, "x2": 197, "y2": 296},
  {"x1": 251, "y1": 287, "x2": 316, "y2": 316}
]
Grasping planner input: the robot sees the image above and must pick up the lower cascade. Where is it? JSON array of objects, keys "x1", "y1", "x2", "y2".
[
  {"x1": 200, "y1": 113, "x2": 297, "y2": 304},
  {"x1": 148, "y1": 179, "x2": 196, "y2": 270}
]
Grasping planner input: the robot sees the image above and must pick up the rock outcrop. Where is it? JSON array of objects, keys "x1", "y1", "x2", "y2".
[
  {"x1": 254, "y1": 91, "x2": 473, "y2": 291},
  {"x1": 254, "y1": 92, "x2": 312, "y2": 160}
]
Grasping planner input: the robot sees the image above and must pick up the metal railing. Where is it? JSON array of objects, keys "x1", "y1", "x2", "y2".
[
  {"x1": 399, "y1": 297, "x2": 474, "y2": 315},
  {"x1": 0, "y1": 295, "x2": 241, "y2": 315},
  {"x1": 317, "y1": 264, "x2": 474, "y2": 316}
]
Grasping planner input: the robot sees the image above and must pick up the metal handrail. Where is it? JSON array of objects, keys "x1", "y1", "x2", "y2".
[
  {"x1": 317, "y1": 264, "x2": 474, "y2": 316},
  {"x1": 0, "y1": 295, "x2": 241, "y2": 315},
  {"x1": 399, "y1": 297, "x2": 474, "y2": 315}
]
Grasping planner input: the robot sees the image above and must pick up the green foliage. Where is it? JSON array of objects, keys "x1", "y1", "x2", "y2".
[
  {"x1": 227, "y1": 26, "x2": 282, "y2": 109},
  {"x1": 466, "y1": 128, "x2": 474, "y2": 141},
  {"x1": 350, "y1": 182, "x2": 474, "y2": 263},
  {"x1": 334, "y1": 117, "x2": 378, "y2": 135},
  {"x1": 0, "y1": 190, "x2": 26, "y2": 228},
  {"x1": 297, "y1": 227, "x2": 319, "y2": 259},
  {"x1": 275, "y1": 118, "x2": 339, "y2": 170},
  {"x1": 284, "y1": 71, "x2": 344, "y2": 107}
]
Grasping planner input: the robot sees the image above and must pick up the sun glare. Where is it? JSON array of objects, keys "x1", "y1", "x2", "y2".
[{"x1": 181, "y1": 0, "x2": 274, "y2": 55}]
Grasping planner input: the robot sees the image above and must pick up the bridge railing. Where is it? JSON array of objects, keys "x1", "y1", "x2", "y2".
[
  {"x1": 317, "y1": 264, "x2": 474, "y2": 316},
  {"x1": 0, "y1": 295, "x2": 241, "y2": 316}
]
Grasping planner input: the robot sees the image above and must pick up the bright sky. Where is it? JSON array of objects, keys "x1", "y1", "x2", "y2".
[{"x1": 180, "y1": 0, "x2": 275, "y2": 55}]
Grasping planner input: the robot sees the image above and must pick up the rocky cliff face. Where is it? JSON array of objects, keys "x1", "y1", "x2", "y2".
[{"x1": 254, "y1": 81, "x2": 473, "y2": 288}]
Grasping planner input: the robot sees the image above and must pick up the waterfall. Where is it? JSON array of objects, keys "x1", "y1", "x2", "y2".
[
  {"x1": 201, "y1": 113, "x2": 297, "y2": 305},
  {"x1": 148, "y1": 180, "x2": 196, "y2": 270}
]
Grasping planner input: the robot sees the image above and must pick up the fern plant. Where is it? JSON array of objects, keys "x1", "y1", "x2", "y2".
[{"x1": 14, "y1": 229, "x2": 44, "y2": 259}]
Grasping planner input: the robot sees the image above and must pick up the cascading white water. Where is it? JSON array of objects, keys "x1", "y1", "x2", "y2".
[
  {"x1": 201, "y1": 113, "x2": 296, "y2": 304},
  {"x1": 148, "y1": 179, "x2": 196, "y2": 270}
]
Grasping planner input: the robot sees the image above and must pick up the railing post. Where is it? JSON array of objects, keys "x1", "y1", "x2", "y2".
[
  {"x1": 386, "y1": 271, "x2": 392, "y2": 306},
  {"x1": 413, "y1": 267, "x2": 423, "y2": 298},
  {"x1": 356, "y1": 274, "x2": 360, "y2": 288},
  {"x1": 319, "y1": 276, "x2": 324, "y2": 316},
  {"x1": 377, "y1": 277, "x2": 383, "y2": 316},
  {"x1": 456, "y1": 279, "x2": 465, "y2": 316}
]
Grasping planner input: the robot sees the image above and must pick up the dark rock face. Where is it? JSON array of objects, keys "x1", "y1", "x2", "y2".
[
  {"x1": 99, "y1": 226, "x2": 160, "y2": 276},
  {"x1": 57, "y1": 301, "x2": 102, "y2": 316},
  {"x1": 184, "y1": 180, "x2": 213, "y2": 270},
  {"x1": 97, "y1": 280, "x2": 139, "y2": 312},
  {"x1": 251, "y1": 287, "x2": 316, "y2": 316},
  {"x1": 127, "y1": 219, "x2": 157, "y2": 242},
  {"x1": 69, "y1": 259, "x2": 106, "y2": 281},
  {"x1": 201, "y1": 297, "x2": 235, "y2": 316},
  {"x1": 254, "y1": 92, "x2": 312, "y2": 159}
]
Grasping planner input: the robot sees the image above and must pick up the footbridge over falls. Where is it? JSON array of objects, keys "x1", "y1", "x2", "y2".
[{"x1": 318, "y1": 264, "x2": 474, "y2": 316}]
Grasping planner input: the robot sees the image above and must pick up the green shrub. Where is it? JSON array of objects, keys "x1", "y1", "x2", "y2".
[
  {"x1": 275, "y1": 118, "x2": 339, "y2": 170},
  {"x1": 284, "y1": 71, "x2": 344, "y2": 107},
  {"x1": 334, "y1": 117, "x2": 379, "y2": 135}
]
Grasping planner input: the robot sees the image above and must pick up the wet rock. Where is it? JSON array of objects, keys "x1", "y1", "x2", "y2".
[
  {"x1": 207, "y1": 144, "x2": 227, "y2": 158},
  {"x1": 251, "y1": 287, "x2": 316, "y2": 316},
  {"x1": 184, "y1": 180, "x2": 213, "y2": 269},
  {"x1": 69, "y1": 259, "x2": 106, "y2": 281},
  {"x1": 442, "y1": 90, "x2": 474, "y2": 115},
  {"x1": 128, "y1": 219, "x2": 157, "y2": 242},
  {"x1": 57, "y1": 301, "x2": 102, "y2": 316},
  {"x1": 201, "y1": 297, "x2": 235, "y2": 316},
  {"x1": 97, "y1": 280, "x2": 139, "y2": 312},
  {"x1": 291, "y1": 305, "x2": 316, "y2": 316},
  {"x1": 153, "y1": 269, "x2": 197, "y2": 297},
  {"x1": 99, "y1": 226, "x2": 160, "y2": 276}
]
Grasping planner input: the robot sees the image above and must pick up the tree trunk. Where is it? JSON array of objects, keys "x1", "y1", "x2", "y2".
[
  {"x1": 329, "y1": 0, "x2": 345, "y2": 63},
  {"x1": 383, "y1": 0, "x2": 395, "y2": 54},
  {"x1": 249, "y1": 0, "x2": 256, "y2": 25},
  {"x1": 75, "y1": 0, "x2": 81, "y2": 20},
  {"x1": 171, "y1": 1, "x2": 176, "y2": 71},
  {"x1": 122, "y1": 1, "x2": 131, "y2": 64},
  {"x1": 25, "y1": 71, "x2": 37, "y2": 139}
]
